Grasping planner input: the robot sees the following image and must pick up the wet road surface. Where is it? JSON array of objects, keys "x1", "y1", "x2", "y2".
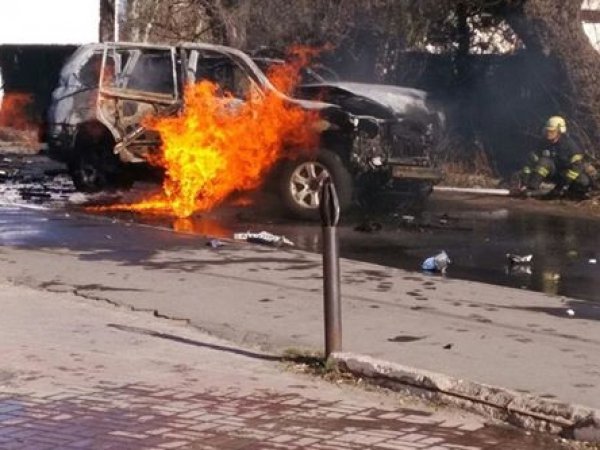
[
  {"x1": 1, "y1": 152, "x2": 600, "y2": 303},
  {"x1": 139, "y1": 199, "x2": 600, "y2": 303}
]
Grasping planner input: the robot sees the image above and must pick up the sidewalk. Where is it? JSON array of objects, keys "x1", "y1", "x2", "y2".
[
  {"x1": 0, "y1": 207, "x2": 599, "y2": 438},
  {"x1": 0, "y1": 283, "x2": 569, "y2": 450}
]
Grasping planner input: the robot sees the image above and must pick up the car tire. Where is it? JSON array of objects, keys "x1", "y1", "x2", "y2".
[
  {"x1": 69, "y1": 138, "x2": 132, "y2": 193},
  {"x1": 279, "y1": 148, "x2": 353, "y2": 220},
  {"x1": 414, "y1": 181, "x2": 434, "y2": 199}
]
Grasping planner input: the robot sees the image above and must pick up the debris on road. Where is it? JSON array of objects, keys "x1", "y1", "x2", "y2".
[
  {"x1": 354, "y1": 220, "x2": 382, "y2": 233},
  {"x1": 0, "y1": 158, "x2": 21, "y2": 182},
  {"x1": 234, "y1": 231, "x2": 294, "y2": 247},
  {"x1": 206, "y1": 238, "x2": 224, "y2": 249},
  {"x1": 438, "y1": 213, "x2": 460, "y2": 226},
  {"x1": 507, "y1": 253, "x2": 533, "y2": 265},
  {"x1": 506, "y1": 264, "x2": 532, "y2": 276},
  {"x1": 0, "y1": 154, "x2": 76, "y2": 205},
  {"x1": 422, "y1": 251, "x2": 451, "y2": 274},
  {"x1": 397, "y1": 214, "x2": 472, "y2": 232},
  {"x1": 567, "y1": 308, "x2": 575, "y2": 317}
]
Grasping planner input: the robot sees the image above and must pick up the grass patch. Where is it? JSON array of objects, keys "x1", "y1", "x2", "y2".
[
  {"x1": 436, "y1": 137, "x2": 501, "y2": 188},
  {"x1": 281, "y1": 348, "x2": 361, "y2": 384},
  {"x1": 440, "y1": 149, "x2": 501, "y2": 188}
]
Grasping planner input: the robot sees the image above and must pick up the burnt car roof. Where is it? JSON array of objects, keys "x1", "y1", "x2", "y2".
[
  {"x1": 296, "y1": 81, "x2": 443, "y2": 123},
  {"x1": 251, "y1": 55, "x2": 441, "y2": 121},
  {"x1": 299, "y1": 82, "x2": 430, "y2": 116}
]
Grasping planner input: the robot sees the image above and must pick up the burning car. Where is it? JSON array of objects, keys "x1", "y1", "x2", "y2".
[{"x1": 46, "y1": 42, "x2": 444, "y2": 219}]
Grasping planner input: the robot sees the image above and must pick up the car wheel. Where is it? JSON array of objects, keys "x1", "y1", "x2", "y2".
[
  {"x1": 414, "y1": 181, "x2": 434, "y2": 199},
  {"x1": 279, "y1": 149, "x2": 353, "y2": 220},
  {"x1": 69, "y1": 142, "x2": 132, "y2": 193}
]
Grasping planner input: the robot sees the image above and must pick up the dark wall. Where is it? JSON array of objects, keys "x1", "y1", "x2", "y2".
[
  {"x1": 386, "y1": 50, "x2": 568, "y2": 174},
  {"x1": 0, "y1": 45, "x2": 78, "y2": 127}
]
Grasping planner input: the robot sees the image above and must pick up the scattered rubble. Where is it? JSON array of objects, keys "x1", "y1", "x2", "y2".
[
  {"x1": 396, "y1": 213, "x2": 472, "y2": 232},
  {"x1": 206, "y1": 238, "x2": 225, "y2": 248},
  {"x1": 422, "y1": 251, "x2": 451, "y2": 274},
  {"x1": 234, "y1": 231, "x2": 294, "y2": 247},
  {"x1": 354, "y1": 220, "x2": 383, "y2": 233},
  {"x1": 507, "y1": 253, "x2": 534, "y2": 265},
  {"x1": 0, "y1": 153, "x2": 74, "y2": 206},
  {"x1": 506, "y1": 264, "x2": 533, "y2": 276}
]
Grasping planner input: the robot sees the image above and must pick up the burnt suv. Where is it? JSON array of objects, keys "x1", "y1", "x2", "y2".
[{"x1": 47, "y1": 42, "x2": 444, "y2": 219}]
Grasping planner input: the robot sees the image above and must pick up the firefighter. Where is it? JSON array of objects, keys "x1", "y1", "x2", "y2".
[{"x1": 520, "y1": 116, "x2": 593, "y2": 196}]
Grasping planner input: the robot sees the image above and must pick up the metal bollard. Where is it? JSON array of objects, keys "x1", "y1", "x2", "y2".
[{"x1": 319, "y1": 177, "x2": 341, "y2": 358}]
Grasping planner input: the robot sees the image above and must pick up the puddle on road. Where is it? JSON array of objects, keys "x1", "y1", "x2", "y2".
[{"x1": 1, "y1": 153, "x2": 600, "y2": 303}]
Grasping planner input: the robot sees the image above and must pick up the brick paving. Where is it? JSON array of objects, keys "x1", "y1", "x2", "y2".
[
  {"x1": 0, "y1": 383, "x2": 564, "y2": 450},
  {"x1": 0, "y1": 284, "x2": 573, "y2": 450}
]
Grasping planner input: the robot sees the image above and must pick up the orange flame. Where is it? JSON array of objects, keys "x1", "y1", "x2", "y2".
[
  {"x1": 172, "y1": 217, "x2": 230, "y2": 237},
  {"x1": 0, "y1": 93, "x2": 35, "y2": 130},
  {"x1": 104, "y1": 55, "x2": 320, "y2": 218},
  {"x1": 267, "y1": 45, "x2": 332, "y2": 94}
]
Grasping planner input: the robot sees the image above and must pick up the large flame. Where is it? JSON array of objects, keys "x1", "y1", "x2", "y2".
[
  {"x1": 107, "y1": 53, "x2": 321, "y2": 218},
  {"x1": 266, "y1": 46, "x2": 326, "y2": 94},
  {"x1": 0, "y1": 92, "x2": 34, "y2": 130},
  {"x1": 0, "y1": 92, "x2": 40, "y2": 149}
]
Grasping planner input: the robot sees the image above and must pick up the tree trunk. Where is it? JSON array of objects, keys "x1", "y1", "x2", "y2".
[
  {"x1": 100, "y1": 0, "x2": 115, "y2": 42},
  {"x1": 509, "y1": 0, "x2": 600, "y2": 152},
  {"x1": 142, "y1": 0, "x2": 161, "y2": 42},
  {"x1": 128, "y1": 0, "x2": 142, "y2": 42}
]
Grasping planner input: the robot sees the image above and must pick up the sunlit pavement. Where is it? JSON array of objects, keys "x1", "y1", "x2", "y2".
[
  {"x1": 0, "y1": 151, "x2": 597, "y2": 447},
  {"x1": 2, "y1": 153, "x2": 600, "y2": 303},
  {"x1": 0, "y1": 284, "x2": 568, "y2": 450}
]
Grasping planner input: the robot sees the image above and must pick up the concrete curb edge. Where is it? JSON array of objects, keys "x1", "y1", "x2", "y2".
[{"x1": 332, "y1": 352, "x2": 600, "y2": 443}]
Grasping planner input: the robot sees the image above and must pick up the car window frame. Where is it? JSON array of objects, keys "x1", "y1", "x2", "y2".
[{"x1": 99, "y1": 44, "x2": 179, "y2": 105}]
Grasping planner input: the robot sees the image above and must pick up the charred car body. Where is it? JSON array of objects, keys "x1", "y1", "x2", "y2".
[{"x1": 47, "y1": 42, "x2": 445, "y2": 219}]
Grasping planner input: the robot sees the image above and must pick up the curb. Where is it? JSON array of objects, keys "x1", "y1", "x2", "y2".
[{"x1": 332, "y1": 352, "x2": 600, "y2": 443}]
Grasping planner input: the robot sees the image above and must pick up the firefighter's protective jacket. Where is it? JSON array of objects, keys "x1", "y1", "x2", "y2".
[{"x1": 522, "y1": 135, "x2": 586, "y2": 188}]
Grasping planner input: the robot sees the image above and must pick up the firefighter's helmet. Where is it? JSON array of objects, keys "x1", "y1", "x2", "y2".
[{"x1": 545, "y1": 116, "x2": 567, "y2": 134}]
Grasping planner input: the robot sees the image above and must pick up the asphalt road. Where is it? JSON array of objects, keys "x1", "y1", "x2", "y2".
[
  {"x1": 2, "y1": 152, "x2": 599, "y2": 303},
  {"x1": 1, "y1": 152, "x2": 599, "y2": 420},
  {"x1": 0, "y1": 155, "x2": 600, "y2": 302}
]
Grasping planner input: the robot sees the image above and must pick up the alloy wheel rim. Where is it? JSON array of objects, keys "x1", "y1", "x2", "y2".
[{"x1": 289, "y1": 161, "x2": 330, "y2": 209}]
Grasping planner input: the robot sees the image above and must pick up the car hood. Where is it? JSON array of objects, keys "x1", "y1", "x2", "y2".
[
  {"x1": 301, "y1": 81, "x2": 432, "y2": 117},
  {"x1": 287, "y1": 97, "x2": 337, "y2": 111}
]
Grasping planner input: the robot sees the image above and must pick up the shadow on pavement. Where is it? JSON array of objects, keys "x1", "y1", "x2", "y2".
[{"x1": 107, "y1": 323, "x2": 283, "y2": 362}]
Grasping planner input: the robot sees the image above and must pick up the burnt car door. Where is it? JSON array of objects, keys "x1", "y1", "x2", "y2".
[
  {"x1": 184, "y1": 47, "x2": 264, "y2": 102},
  {"x1": 97, "y1": 44, "x2": 180, "y2": 162},
  {"x1": 46, "y1": 44, "x2": 107, "y2": 159}
]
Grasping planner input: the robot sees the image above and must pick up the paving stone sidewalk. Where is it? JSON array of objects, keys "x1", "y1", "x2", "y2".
[
  {"x1": 0, "y1": 383, "x2": 569, "y2": 450},
  {"x1": 0, "y1": 283, "x2": 570, "y2": 450}
]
